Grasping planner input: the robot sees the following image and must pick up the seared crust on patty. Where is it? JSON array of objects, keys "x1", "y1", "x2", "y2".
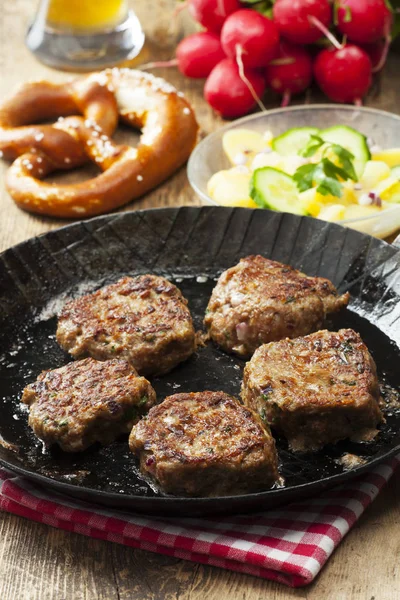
[
  {"x1": 22, "y1": 358, "x2": 156, "y2": 452},
  {"x1": 56, "y1": 275, "x2": 196, "y2": 376},
  {"x1": 129, "y1": 391, "x2": 279, "y2": 497},
  {"x1": 242, "y1": 329, "x2": 383, "y2": 452},
  {"x1": 204, "y1": 255, "x2": 349, "y2": 357}
]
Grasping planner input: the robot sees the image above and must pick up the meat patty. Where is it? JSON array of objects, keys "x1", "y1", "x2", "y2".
[
  {"x1": 242, "y1": 329, "x2": 383, "y2": 452},
  {"x1": 129, "y1": 391, "x2": 279, "y2": 496},
  {"x1": 56, "y1": 275, "x2": 196, "y2": 376},
  {"x1": 204, "y1": 255, "x2": 349, "y2": 357},
  {"x1": 21, "y1": 358, "x2": 156, "y2": 452}
]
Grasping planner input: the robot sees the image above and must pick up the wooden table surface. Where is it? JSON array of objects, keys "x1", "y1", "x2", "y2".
[{"x1": 0, "y1": 1, "x2": 399, "y2": 598}]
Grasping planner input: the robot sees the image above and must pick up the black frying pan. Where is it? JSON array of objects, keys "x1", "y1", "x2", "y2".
[{"x1": 0, "y1": 207, "x2": 399, "y2": 516}]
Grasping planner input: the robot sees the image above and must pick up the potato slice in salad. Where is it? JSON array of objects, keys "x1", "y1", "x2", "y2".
[
  {"x1": 207, "y1": 169, "x2": 257, "y2": 208},
  {"x1": 360, "y1": 161, "x2": 391, "y2": 189},
  {"x1": 300, "y1": 185, "x2": 357, "y2": 217},
  {"x1": 318, "y1": 204, "x2": 347, "y2": 222},
  {"x1": 222, "y1": 129, "x2": 269, "y2": 167},
  {"x1": 343, "y1": 205, "x2": 383, "y2": 220},
  {"x1": 372, "y1": 149, "x2": 400, "y2": 168}
]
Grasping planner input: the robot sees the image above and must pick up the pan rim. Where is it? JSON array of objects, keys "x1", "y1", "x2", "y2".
[{"x1": 1, "y1": 442, "x2": 399, "y2": 509}]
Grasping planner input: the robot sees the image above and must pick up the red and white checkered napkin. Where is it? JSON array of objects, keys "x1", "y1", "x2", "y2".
[{"x1": 1, "y1": 455, "x2": 399, "y2": 588}]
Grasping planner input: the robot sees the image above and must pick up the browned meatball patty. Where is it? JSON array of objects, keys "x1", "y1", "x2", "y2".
[
  {"x1": 21, "y1": 358, "x2": 156, "y2": 452},
  {"x1": 129, "y1": 391, "x2": 279, "y2": 497},
  {"x1": 242, "y1": 329, "x2": 383, "y2": 452},
  {"x1": 204, "y1": 255, "x2": 349, "y2": 357},
  {"x1": 56, "y1": 275, "x2": 196, "y2": 376}
]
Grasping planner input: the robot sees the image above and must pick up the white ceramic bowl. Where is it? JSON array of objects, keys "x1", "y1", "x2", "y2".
[{"x1": 187, "y1": 105, "x2": 400, "y2": 238}]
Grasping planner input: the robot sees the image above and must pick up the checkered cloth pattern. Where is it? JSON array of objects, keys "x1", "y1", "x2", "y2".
[{"x1": 1, "y1": 455, "x2": 399, "y2": 587}]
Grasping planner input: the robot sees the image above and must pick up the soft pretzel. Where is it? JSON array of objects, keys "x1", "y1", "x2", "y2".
[{"x1": 0, "y1": 69, "x2": 198, "y2": 218}]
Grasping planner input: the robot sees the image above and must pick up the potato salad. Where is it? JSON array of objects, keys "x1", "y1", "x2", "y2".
[{"x1": 207, "y1": 125, "x2": 400, "y2": 235}]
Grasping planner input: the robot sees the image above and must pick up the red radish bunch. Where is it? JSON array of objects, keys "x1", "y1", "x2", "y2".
[
  {"x1": 272, "y1": 0, "x2": 332, "y2": 44},
  {"x1": 336, "y1": 0, "x2": 392, "y2": 43},
  {"x1": 204, "y1": 58, "x2": 266, "y2": 117},
  {"x1": 265, "y1": 41, "x2": 313, "y2": 107},
  {"x1": 314, "y1": 45, "x2": 373, "y2": 104},
  {"x1": 220, "y1": 10, "x2": 280, "y2": 68},
  {"x1": 187, "y1": 0, "x2": 241, "y2": 33},
  {"x1": 151, "y1": 0, "x2": 396, "y2": 118},
  {"x1": 358, "y1": 41, "x2": 387, "y2": 70},
  {"x1": 176, "y1": 32, "x2": 225, "y2": 78}
]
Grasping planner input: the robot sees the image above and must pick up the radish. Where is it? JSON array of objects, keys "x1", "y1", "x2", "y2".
[
  {"x1": 188, "y1": 0, "x2": 241, "y2": 33},
  {"x1": 314, "y1": 45, "x2": 372, "y2": 104},
  {"x1": 265, "y1": 42, "x2": 313, "y2": 106},
  {"x1": 220, "y1": 10, "x2": 280, "y2": 69},
  {"x1": 204, "y1": 58, "x2": 266, "y2": 118},
  {"x1": 272, "y1": 0, "x2": 331, "y2": 44},
  {"x1": 176, "y1": 32, "x2": 226, "y2": 78},
  {"x1": 137, "y1": 32, "x2": 225, "y2": 79},
  {"x1": 359, "y1": 41, "x2": 387, "y2": 72},
  {"x1": 336, "y1": 0, "x2": 392, "y2": 44}
]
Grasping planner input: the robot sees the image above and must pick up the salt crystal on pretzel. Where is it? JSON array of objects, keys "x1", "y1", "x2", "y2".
[{"x1": 0, "y1": 69, "x2": 198, "y2": 218}]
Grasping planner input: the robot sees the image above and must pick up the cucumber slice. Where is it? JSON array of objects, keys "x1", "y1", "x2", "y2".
[
  {"x1": 320, "y1": 125, "x2": 370, "y2": 180},
  {"x1": 272, "y1": 127, "x2": 320, "y2": 156},
  {"x1": 250, "y1": 167, "x2": 307, "y2": 216},
  {"x1": 391, "y1": 166, "x2": 400, "y2": 180}
]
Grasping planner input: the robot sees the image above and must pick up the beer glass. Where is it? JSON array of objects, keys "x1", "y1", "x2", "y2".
[{"x1": 26, "y1": 0, "x2": 145, "y2": 71}]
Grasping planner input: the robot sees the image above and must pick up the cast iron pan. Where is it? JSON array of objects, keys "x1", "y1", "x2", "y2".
[{"x1": 0, "y1": 207, "x2": 399, "y2": 516}]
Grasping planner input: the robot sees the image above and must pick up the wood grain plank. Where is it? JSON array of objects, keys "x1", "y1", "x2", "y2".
[{"x1": 0, "y1": 513, "x2": 119, "y2": 600}]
